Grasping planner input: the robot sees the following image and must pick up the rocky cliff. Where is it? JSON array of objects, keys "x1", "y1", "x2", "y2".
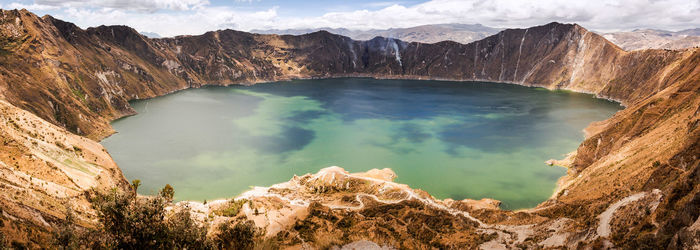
[{"x1": 0, "y1": 8, "x2": 698, "y2": 248}]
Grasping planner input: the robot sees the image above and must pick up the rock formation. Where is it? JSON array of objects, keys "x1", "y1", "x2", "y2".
[{"x1": 0, "y1": 8, "x2": 698, "y2": 248}]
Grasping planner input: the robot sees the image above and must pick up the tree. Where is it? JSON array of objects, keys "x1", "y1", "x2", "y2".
[
  {"x1": 214, "y1": 220, "x2": 256, "y2": 250},
  {"x1": 92, "y1": 190, "x2": 171, "y2": 249},
  {"x1": 131, "y1": 179, "x2": 141, "y2": 193},
  {"x1": 167, "y1": 207, "x2": 211, "y2": 249},
  {"x1": 59, "y1": 184, "x2": 259, "y2": 249},
  {"x1": 159, "y1": 184, "x2": 174, "y2": 202},
  {"x1": 53, "y1": 206, "x2": 77, "y2": 249}
]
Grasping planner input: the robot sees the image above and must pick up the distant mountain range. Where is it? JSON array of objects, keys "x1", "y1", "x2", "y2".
[
  {"x1": 139, "y1": 31, "x2": 161, "y2": 38},
  {"x1": 252, "y1": 24, "x2": 700, "y2": 51},
  {"x1": 601, "y1": 28, "x2": 700, "y2": 50},
  {"x1": 252, "y1": 23, "x2": 500, "y2": 44}
]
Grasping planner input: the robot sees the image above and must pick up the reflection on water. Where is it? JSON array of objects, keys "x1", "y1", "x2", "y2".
[{"x1": 101, "y1": 78, "x2": 621, "y2": 209}]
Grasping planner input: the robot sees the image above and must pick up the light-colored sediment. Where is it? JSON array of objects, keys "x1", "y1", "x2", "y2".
[{"x1": 169, "y1": 166, "x2": 679, "y2": 248}]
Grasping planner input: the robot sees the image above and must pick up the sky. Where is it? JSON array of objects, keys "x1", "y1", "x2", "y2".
[{"x1": 0, "y1": 0, "x2": 698, "y2": 37}]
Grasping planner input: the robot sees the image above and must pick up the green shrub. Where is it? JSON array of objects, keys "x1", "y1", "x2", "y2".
[
  {"x1": 214, "y1": 199, "x2": 248, "y2": 217},
  {"x1": 159, "y1": 184, "x2": 174, "y2": 202},
  {"x1": 214, "y1": 220, "x2": 256, "y2": 250},
  {"x1": 86, "y1": 187, "x2": 215, "y2": 249},
  {"x1": 131, "y1": 179, "x2": 141, "y2": 193},
  {"x1": 53, "y1": 207, "x2": 78, "y2": 249},
  {"x1": 51, "y1": 183, "x2": 258, "y2": 249},
  {"x1": 167, "y1": 207, "x2": 211, "y2": 249},
  {"x1": 91, "y1": 190, "x2": 170, "y2": 249},
  {"x1": 0, "y1": 230, "x2": 7, "y2": 249}
]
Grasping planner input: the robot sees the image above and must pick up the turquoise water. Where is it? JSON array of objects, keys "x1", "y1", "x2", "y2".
[{"x1": 101, "y1": 78, "x2": 621, "y2": 209}]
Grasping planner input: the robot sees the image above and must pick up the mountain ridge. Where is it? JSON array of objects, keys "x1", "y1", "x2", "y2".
[
  {"x1": 251, "y1": 23, "x2": 500, "y2": 44},
  {"x1": 602, "y1": 28, "x2": 700, "y2": 50}
]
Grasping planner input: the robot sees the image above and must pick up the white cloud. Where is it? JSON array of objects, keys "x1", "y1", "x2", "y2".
[
  {"x1": 53, "y1": 5, "x2": 281, "y2": 37},
  {"x1": 7, "y1": 2, "x2": 59, "y2": 11},
  {"x1": 286, "y1": 0, "x2": 699, "y2": 32},
  {"x1": 362, "y1": 1, "x2": 406, "y2": 8},
  {"x1": 34, "y1": 0, "x2": 209, "y2": 11},
  {"x1": 7, "y1": 0, "x2": 699, "y2": 37}
]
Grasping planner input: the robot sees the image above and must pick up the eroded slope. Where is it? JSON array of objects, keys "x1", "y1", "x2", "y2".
[{"x1": 0, "y1": 100, "x2": 129, "y2": 246}]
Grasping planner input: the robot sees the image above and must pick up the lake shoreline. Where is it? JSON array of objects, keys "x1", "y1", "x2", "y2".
[{"x1": 102, "y1": 78, "x2": 620, "y2": 210}]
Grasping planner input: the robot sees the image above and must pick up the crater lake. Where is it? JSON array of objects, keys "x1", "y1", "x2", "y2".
[{"x1": 101, "y1": 78, "x2": 621, "y2": 209}]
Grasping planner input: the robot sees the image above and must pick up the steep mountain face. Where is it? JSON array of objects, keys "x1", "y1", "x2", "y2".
[
  {"x1": 0, "y1": 9, "x2": 698, "y2": 248},
  {"x1": 0, "y1": 10, "x2": 687, "y2": 141},
  {"x1": 252, "y1": 23, "x2": 500, "y2": 44},
  {"x1": 602, "y1": 29, "x2": 700, "y2": 50}
]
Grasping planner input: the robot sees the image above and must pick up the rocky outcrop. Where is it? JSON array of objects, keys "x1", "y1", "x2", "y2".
[
  {"x1": 0, "y1": 8, "x2": 698, "y2": 248},
  {"x1": 179, "y1": 167, "x2": 513, "y2": 248}
]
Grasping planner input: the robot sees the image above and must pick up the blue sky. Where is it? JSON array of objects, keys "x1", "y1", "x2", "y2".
[{"x1": 0, "y1": 0, "x2": 698, "y2": 37}]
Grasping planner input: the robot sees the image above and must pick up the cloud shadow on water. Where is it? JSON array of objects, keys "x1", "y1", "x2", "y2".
[
  {"x1": 367, "y1": 123, "x2": 434, "y2": 154},
  {"x1": 438, "y1": 105, "x2": 554, "y2": 155},
  {"x1": 258, "y1": 126, "x2": 316, "y2": 154}
]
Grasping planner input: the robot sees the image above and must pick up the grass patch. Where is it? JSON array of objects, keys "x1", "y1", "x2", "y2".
[
  {"x1": 213, "y1": 199, "x2": 249, "y2": 217},
  {"x1": 71, "y1": 88, "x2": 86, "y2": 100}
]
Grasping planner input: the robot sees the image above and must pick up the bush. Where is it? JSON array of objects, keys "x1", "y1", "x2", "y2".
[
  {"x1": 0, "y1": 230, "x2": 7, "y2": 249},
  {"x1": 159, "y1": 184, "x2": 174, "y2": 202},
  {"x1": 84, "y1": 185, "x2": 215, "y2": 249},
  {"x1": 214, "y1": 220, "x2": 256, "y2": 250},
  {"x1": 52, "y1": 183, "x2": 258, "y2": 249},
  {"x1": 53, "y1": 206, "x2": 78, "y2": 249},
  {"x1": 91, "y1": 189, "x2": 170, "y2": 249},
  {"x1": 213, "y1": 199, "x2": 247, "y2": 217},
  {"x1": 167, "y1": 207, "x2": 210, "y2": 249},
  {"x1": 131, "y1": 179, "x2": 141, "y2": 193}
]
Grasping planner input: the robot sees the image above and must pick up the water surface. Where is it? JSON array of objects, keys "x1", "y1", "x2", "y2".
[{"x1": 102, "y1": 78, "x2": 621, "y2": 209}]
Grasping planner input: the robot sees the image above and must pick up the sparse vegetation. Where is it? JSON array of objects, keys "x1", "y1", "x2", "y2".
[
  {"x1": 89, "y1": 186, "x2": 209, "y2": 249},
  {"x1": 70, "y1": 87, "x2": 86, "y2": 101},
  {"x1": 159, "y1": 184, "x2": 174, "y2": 202},
  {"x1": 0, "y1": 36, "x2": 17, "y2": 56},
  {"x1": 131, "y1": 179, "x2": 141, "y2": 193},
  {"x1": 53, "y1": 206, "x2": 78, "y2": 249},
  {"x1": 214, "y1": 220, "x2": 256, "y2": 250},
  {"x1": 166, "y1": 207, "x2": 210, "y2": 249},
  {"x1": 214, "y1": 199, "x2": 248, "y2": 217},
  {"x1": 0, "y1": 230, "x2": 7, "y2": 249},
  {"x1": 48, "y1": 183, "x2": 257, "y2": 249}
]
